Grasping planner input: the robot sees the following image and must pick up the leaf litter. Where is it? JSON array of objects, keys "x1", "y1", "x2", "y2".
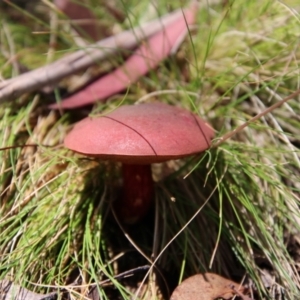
[
  {"x1": 0, "y1": 280, "x2": 57, "y2": 300},
  {"x1": 170, "y1": 273, "x2": 253, "y2": 300},
  {"x1": 0, "y1": 274, "x2": 252, "y2": 300}
]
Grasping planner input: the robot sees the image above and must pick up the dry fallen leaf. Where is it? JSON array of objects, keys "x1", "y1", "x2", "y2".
[
  {"x1": 0, "y1": 280, "x2": 57, "y2": 300},
  {"x1": 170, "y1": 273, "x2": 252, "y2": 300},
  {"x1": 54, "y1": 0, "x2": 100, "y2": 40}
]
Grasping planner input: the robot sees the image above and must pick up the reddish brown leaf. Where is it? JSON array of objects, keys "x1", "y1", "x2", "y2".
[
  {"x1": 54, "y1": 0, "x2": 100, "y2": 40},
  {"x1": 170, "y1": 273, "x2": 252, "y2": 300},
  {"x1": 50, "y1": 2, "x2": 198, "y2": 109}
]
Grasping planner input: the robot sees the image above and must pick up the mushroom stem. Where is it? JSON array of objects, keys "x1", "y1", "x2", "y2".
[{"x1": 116, "y1": 163, "x2": 154, "y2": 223}]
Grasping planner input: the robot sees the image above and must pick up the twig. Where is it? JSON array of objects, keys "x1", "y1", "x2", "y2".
[{"x1": 212, "y1": 88, "x2": 300, "y2": 148}]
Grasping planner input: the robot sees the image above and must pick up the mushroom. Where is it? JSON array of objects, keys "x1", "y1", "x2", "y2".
[{"x1": 64, "y1": 102, "x2": 214, "y2": 223}]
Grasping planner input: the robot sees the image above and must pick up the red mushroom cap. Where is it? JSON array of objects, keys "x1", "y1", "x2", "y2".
[{"x1": 64, "y1": 102, "x2": 214, "y2": 164}]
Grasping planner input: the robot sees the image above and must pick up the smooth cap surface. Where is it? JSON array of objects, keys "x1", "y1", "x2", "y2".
[{"x1": 64, "y1": 102, "x2": 214, "y2": 164}]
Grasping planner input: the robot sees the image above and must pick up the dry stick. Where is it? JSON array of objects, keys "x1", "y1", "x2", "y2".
[
  {"x1": 212, "y1": 88, "x2": 300, "y2": 149},
  {"x1": 0, "y1": 7, "x2": 189, "y2": 103},
  {"x1": 0, "y1": 144, "x2": 40, "y2": 151},
  {"x1": 183, "y1": 88, "x2": 300, "y2": 181}
]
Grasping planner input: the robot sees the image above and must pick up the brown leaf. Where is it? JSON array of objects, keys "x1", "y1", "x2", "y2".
[
  {"x1": 54, "y1": 0, "x2": 101, "y2": 40},
  {"x1": 170, "y1": 273, "x2": 251, "y2": 300},
  {"x1": 0, "y1": 280, "x2": 57, "y2": 300}
]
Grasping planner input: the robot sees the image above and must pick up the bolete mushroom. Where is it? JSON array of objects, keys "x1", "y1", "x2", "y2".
[{"x1": 64, "y1": 102, "x2": 214, "y2": 223}]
